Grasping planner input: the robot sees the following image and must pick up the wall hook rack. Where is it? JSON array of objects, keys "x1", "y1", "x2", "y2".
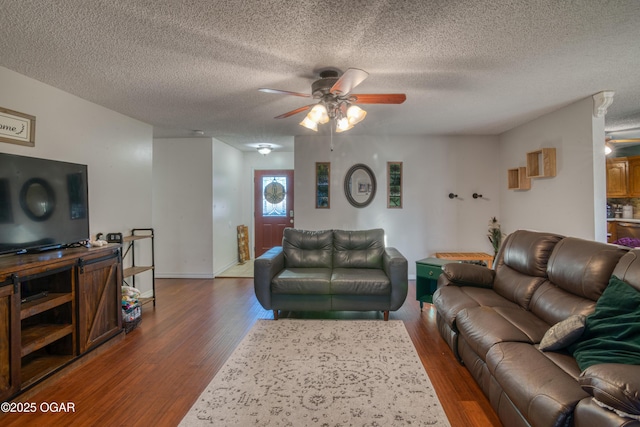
[
  {"x1": 473, "y1": 193, "x2": 483, "y2": 199},
  {"x1": 448, "y1": 193, "x2": 458, "y2": 199}
]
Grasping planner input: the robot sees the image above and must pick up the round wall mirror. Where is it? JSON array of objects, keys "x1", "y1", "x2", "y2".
[
  {"x1": 344, "y1": 163, "x2": 376, "y2": 208},
  {"x1": 20, "y1": 178, "x2": 56, "y2": 221}
]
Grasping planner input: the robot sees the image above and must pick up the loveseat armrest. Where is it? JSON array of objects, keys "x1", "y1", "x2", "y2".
[
  {"x1": 383, "y1": 247, "x2": 408, "y2": 310},
  {"x1": 254, "y1": 246, "x2": 285, "y2": 309},
  {"x1": 438, "y1": 263, "x2": 495, "y2": 288},
  {"x1": 579, "y1": 364, "x2": 640, "y2": 418}
]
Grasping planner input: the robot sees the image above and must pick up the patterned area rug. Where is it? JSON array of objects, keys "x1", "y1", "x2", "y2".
[{"x1": 180, "y1": 319, "x2": 451, "y2": 426}]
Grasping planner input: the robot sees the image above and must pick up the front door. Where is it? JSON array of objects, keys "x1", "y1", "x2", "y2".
[{"x1": 254, "y1": 170, "x2": 294, "y2": 257}]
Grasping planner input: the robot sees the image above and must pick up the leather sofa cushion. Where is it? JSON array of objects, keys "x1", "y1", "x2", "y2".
[
  {"x1": 272, "y1": 268, "x2": 332, "y2": 294},
  {"x1": 486, "y1": 341, "x2": 589, "y2": 427},
  {"x1": 497, "y1": 230, "x2": 563, "y2": 277},
  {"x1": 456, "y1": 306, "x2": 548, "y2": 359},
  {"x1": 579, "y1": 364, "x2": 640, "y2": 417},
  {"x1": 529, "y1": 281, "x2": 597, "y2": 326},
  {"x1": 283, "y1": 229, "x2": 333, "y2": 268},
  {"x1": 433, "y1": 286, "x2": 517, "y2": 328},
  {"x1": 493, "y1": 266, "x2": 548, "y2": 309},
  {"x1": 330, "y1": 268, "x2": 390, "y2": 295},
  {"x1": 573, "y1": 399, "x2": 635, "y2": 427},
  {"x1": 612, "y1": 250, "x2": 640, "y2": 292},
  {"x1": 333, "y1": 229, "x2": 384, "y2": 269},
  {"x1": 546, "y1": 237, "x2": 628, "y2": 301}
]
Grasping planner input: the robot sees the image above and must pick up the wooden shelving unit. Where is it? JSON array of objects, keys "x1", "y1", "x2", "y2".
[
  {"x1": 122, "y1": 228, "x2": 155, "y2": 306},
  {"x1": 507, "y1": 167, "x2": 531, "y2": 190},
  {"x1": 18, "y1": 266, "x2": 76, "y2": 386},
  {"x1": 526, "y1": 148, "x2": 557, "y2": 178}
]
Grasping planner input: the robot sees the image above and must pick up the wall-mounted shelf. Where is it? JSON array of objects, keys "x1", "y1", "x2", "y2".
[
  {"x1": 526, "y1": 148, "x2": 556, "y2": 178},
  {"x1": 507, "y1": 167, "x2": 531, "y2": 190}
]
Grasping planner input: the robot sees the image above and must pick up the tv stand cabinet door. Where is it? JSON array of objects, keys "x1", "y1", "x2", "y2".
[
  {"x1": 77, "y1": 250, "x2": 123, "y2": 354},
  {"x1": 0, "y1": 282, "x2": 19, "y2": 401}
]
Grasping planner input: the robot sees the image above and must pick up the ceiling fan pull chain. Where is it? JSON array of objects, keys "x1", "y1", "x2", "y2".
[{"x1": 330, "y1": 123, "x2": 334, "y2": 151}]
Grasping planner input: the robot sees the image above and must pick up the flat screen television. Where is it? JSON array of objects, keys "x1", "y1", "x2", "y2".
[{"x1": 0, "y1": 153, "x2": 89, "y2": 255}]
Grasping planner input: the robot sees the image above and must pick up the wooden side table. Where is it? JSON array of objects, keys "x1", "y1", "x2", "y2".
[
  {"x1": 415, "y1": 257, "x2": 456, "y2": 310},
  {"x1": 435, "y1": 252, "x2": 494, "y2": 269}
]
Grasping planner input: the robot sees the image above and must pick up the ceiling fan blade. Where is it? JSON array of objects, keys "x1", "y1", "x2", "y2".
[
  {"x1": 351, "y1": 94, "x2": 407, "y2": 104},
  {"x1": 259, "y1": 88, "x2": 311, "y2": 98},
  {"x1": 330, "y1": 68, "x2": 369, "y2": 95},
  {"x1": 607, "y1": 138, "x2": 640, "y2": 144},
  {"x1": 274, "y1": 104, "x2": 313, "y2": 119}
]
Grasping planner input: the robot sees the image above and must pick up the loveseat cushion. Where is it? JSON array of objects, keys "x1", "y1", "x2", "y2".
[
  {"x1": 333, "y1": 229, "x2": 384, "y2": 269},
  {"x1": 272, "y1": 268, "x2": 332, "y2": 294},
  {"x1": 330, "y1": 268, "x2": 390, "y2": 295},
  {"x1": 283, "y1": 229, "x2": 333, "y2": 268}
]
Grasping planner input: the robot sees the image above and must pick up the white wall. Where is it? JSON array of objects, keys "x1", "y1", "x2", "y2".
[
  {"x1": 293, "y1": 134, "x2": 501, "y2": 277},
  {"x1": 213, "y1": 139, "x2": 244, "y2": 274},
  {"x1": 499, "y1": 97, "x2": 606, "y2": 240},
  {"x1": 0, "y1": 66, "x2": 154, "y2": 294},
  {"x1": 152, "y1": 138, "x2": 214, "y2": 278}
]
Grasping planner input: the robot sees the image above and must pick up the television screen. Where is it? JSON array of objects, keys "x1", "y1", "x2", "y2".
[{"x1": 0, "y1": 153, "x2": 89, "y2": 255}]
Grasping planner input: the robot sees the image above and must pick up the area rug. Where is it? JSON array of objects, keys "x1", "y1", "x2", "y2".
[{"x1": 180, "y1": 319, "x2": 451, "y2": 426}]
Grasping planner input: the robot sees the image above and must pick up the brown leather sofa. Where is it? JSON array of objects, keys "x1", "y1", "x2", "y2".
[{"x1": 433, "y1": 229, "x2": 640, "y2": 427}]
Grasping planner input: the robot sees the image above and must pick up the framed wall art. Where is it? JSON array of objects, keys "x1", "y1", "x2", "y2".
[
  {"x1": 315, "y1": 162, "x2": 330, "y2": 208},
  {"x1": 0, "y1": 107, "x2": 36, "y2": 147},
  {"x1": 387, "y1": 162, "x2": 402, "y2": 208}
]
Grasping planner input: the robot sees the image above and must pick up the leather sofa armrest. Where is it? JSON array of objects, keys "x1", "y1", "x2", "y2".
[
  {"x1": 439, "y1": 263, "x2": 495, "y2": 288},
  {"x1": 254, "y1": 246, "x2": 285, "y2": 309},
  {"x1": 383, "y1": 247, "x2": 408, "y2": 310},
  {"x1": 580, "y1": 364, "x2": 640, "y2": 417}
]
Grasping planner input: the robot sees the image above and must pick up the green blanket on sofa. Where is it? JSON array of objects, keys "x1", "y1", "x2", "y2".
[{"x1": 569, "y1": 275, "x2": 640, "y2": 371}]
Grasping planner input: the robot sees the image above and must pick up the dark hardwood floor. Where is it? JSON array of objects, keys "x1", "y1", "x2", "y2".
[{"x1": 1, "y1": 278, "x2": 501, "y2": 427}]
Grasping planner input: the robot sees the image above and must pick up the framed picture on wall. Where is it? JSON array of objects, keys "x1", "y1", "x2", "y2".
[
  {"x1": 387, "y1": 162, "x2": 402, "y2": 208},
  {"x1": 0, "y1": 107, "x2": 36, "y2": 147},
  {"x1": 316, "y1": 162, "x2": 330, "y2": 208}
]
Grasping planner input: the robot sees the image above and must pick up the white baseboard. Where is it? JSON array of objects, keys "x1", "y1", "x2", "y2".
[{"x1": 155, "y1": 273, "x2": 215, "y2": 279}]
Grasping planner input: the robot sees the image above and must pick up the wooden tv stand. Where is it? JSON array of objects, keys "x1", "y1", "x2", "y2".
[{"x1": 0, "y1": 244, "x2": 124, "y2": 401}]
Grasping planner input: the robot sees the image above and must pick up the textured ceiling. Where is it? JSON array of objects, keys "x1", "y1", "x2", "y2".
[{"x1": 1, "y1": 0, "x2": 639, "y2": 152}]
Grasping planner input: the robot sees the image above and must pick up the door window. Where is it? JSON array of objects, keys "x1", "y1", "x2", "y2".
[{"x1": 262, "y1": 176, "x2": 287, "y2": 217}]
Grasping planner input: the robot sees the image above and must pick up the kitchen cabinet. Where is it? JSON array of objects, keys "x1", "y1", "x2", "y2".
[
  {"x1": 607, "y1": 221, "x2": 617, "y2": 243},
  {"x1": 607, "y1": 157, "x2": 628, "y2": 197},
  {"x1": 606, "y1": 155, "x2": 640, "y2": 198},
  {"x1": 628, "y1": 157, "x2": 640, "y2": 197}
]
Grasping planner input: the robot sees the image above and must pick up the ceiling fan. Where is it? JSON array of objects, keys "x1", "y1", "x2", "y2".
[{"x1": 259, "y1": 68, "x2": 406, "y2": 132}]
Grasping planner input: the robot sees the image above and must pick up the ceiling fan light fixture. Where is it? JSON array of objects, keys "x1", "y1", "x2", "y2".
[
  {"x1": 300, "y1": 116, "x2": 318, "y2": 131},
  {"x1": 336, "y1": 117, "x2": 353, "y2": 133},
  {"x1": 309, "y1": 104, "x2": 329, "y2": 124},
  {"x1": 257, "y1": 145, "x2": 272, "y2": 155},
  {"x1": 346, "y1": 105, "x2": 367, "y2": 125}
]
